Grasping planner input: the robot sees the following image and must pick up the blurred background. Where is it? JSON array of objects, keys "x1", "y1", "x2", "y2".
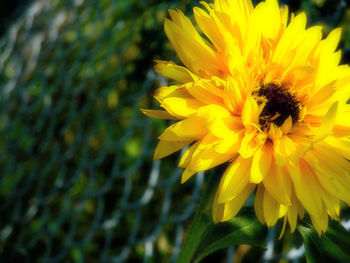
[{"x1": 0, "y1": 0, "x2": 349, "y2": 262}]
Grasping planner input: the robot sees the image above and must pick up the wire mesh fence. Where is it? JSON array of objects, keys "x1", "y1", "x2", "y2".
[
  {"x1": 0, "y1": 0, "x2": 205, "y2": 262},
  {"x1": 0, "y1": 0, "x2": 349, "y2": 262}
]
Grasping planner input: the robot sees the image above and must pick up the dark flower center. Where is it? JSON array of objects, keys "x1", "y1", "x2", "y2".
[{"x1": 253, "y1": 83, "x2": 301, "y2": 130}]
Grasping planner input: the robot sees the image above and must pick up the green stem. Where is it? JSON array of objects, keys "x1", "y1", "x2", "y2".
[{"x1": 176, "y1": 176, "x2": 216, "y2": 263}]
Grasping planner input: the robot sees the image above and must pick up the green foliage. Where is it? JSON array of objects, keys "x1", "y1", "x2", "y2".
[
  {"x1": 176, "y1": 178, "x2": 266, "y2": 263},
  {"x1": 299, "y1": 220, "x2": 350, "y2": 263},
  {"x1": 192, "y1": 214, "x2": 266, "y2": 263}
]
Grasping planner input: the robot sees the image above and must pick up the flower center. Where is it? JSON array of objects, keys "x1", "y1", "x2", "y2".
[{"x1": 253, "y1": 83, "x2": 301, "y2": 130}]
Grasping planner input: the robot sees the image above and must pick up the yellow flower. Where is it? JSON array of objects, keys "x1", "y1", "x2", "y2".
[{"x1": 142, "y1": 0, "x2": 350, "y2": 235}]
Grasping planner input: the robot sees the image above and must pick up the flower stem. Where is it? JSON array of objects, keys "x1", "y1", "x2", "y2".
[{"x1": 176, "y1": 175, "x2": 216, "y2": 263}]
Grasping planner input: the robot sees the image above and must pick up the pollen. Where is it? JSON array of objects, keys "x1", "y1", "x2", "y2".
[{"x1": 254, "y1": 83, "x2": 301, "y2": 130}]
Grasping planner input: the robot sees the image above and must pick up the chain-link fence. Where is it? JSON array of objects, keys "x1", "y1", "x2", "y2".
[{"x1": 0, "y1": 0, "x2": 349, "y2": 262}]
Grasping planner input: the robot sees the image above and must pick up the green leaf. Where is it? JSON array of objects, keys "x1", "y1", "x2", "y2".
[
  {"x1": 193, "y1": 212, "x2": 266, "y2": 263},
  {"x1": 298, "y1": 221, "x2": 350, "y2": 263},
  {"x1": 175, "y1": 213, "x2": 212, "y2": 263},
  {"x1": 175, "y1": 172, "x2": 267, "y2": 263},
  {"x1": 175, "y1": 175, "x2": 217, "y2": 263}
]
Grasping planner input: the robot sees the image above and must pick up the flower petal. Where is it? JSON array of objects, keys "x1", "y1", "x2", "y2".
[
  {"x1": 239, "y1": 130, "x2": 265, "y2": 159},
  {"x1": 161, "y1": 97, "x2": 204, "y2": 118},
  {"x1": 208, "y1": 117, "x2": 243, "y2": 139},
  {"x1": 214, "y1": 184, "x2": 256, "y2": 222},
  {"x1": 241, "y1": 96, "x2": 260, "y2": 130},
  {"x1": 154, "y1": 60, "x2": 198, "y2": 83},
  {"x1": 263, "y1": 189, "x2": 280, "y2": 226},
  {"x1": 287, "y1": 193, "x2": 299, "y2": 233},
  {"x1": 190, "y1": 146, "x2": 236, "y2": 172},
  {"x1": 141, "y1": 109, "x2": 178, "y2": 120},
  {"x1": 196, "y1": 104, "x2": 232, "y2": 123},
  {"x1": 254, "y1": 0, "x2": 281, "y2": 40},
  {"x1": 254, "y1": 184, "x2": 265, "y2": 224},
  {"x1": 179, "y1": 142, "x2": 200, "y2": 168},
  {"x1": 154, "y1": 140, "x2": 193, "y2": 160},
  {"x1": 180, "y1": 166, "x2": 197, "y2": 184},
  {"x1": 263, "y1": 164, "x2": 292, "y2": 205},
  {"x1": 158, "y1": 117, "x2": 206, "y2": 141},
  {"x1": 250, "y1": 142, "x2": 272, "y2": 183},
  {"x1": 310, "y1": 206, "x2": 328, "y2": 236},
  {"x1": 217, "y1": 157, "x2": 252, "y2": 203},
  {"x1": 287, "y1": 160, "x2": 323, "y2": 218},
  {"x1": 312, "y1": 101, "x2": 338, "y2": 143},
  {"x1": 185, "y1": 81, "x2": 224, "y2": 105},
  {"x1": 164, "y1": 10, "x2": 226, "y2": 77}
]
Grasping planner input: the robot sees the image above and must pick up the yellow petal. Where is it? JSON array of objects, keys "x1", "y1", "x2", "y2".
[
  {"x1": 239, "y1": 130, "x2": 265, "y2": 159},
  {"x1": 161, "y1": 97, "x2": 204, "y2": 118},
  {"x1": 217, "y1": 184, "x2": 256, "y2": 222},
  {"x1": 241, "y1": 96, "x2": 259, "y2": 130},
  {"x1": 158, "y1": 117, "x2": 206, "y2": 141},
  {"x1": 154, "y1": 60, "x2": 198, "y2": 83},
  {"x1": 312, "y1": 144, "x2": 350, "y2": 186},
  {"x1": 213, "y1": 189, "x2": 225, "y2": 224},
  {"x1": 141, "y1": 109, "x2": 178, "y2": 120},
  {"x1": 287, "y1": 193, "x2": 298, "y2": 233},
  {"x1": 223, "y1": 77, "x2": 247, "y2": 113},
  {"x1": 280, "y1": 5, "x2": 289, "y2": 28},
  {"x1": 312, "y1": 101, "x2": 338, "y2": 143},
  {"x1": 282, "y1": 25, "x2": 322, "y2": 76},
  {"x1": 320, "y1": 187, "x2": 340, "y2": 220},
  {"x1": 193, "y1": 6, "x2": 224, "y2": 52},
  {"x1": 164, "y1": 11, "x2": 225, "y2": 77},
  {"x1": 304, "y1": 150, "x2": 350, "y2": 204},
  {"x1": 185, "y1": 81, "x2": 224, "y2": 105},
  {"x1": 268, "y1": 123, "x2": 283, "y2": 141},
  {"x1": 154, "y1": 140, "x2": 193, "y2": 160},
  {"x1": 208, "y1": 117, "x2": 242, "y2": 139},
  {"x1": 214, "y1": 136, "x2": 242, "y2": 154},
  {"x1": 217, "y1": 157, "x2": 251, "y2": 203},
  {"x1": 278, "y1": 216, "x2": 288, "y2": 239},
  {"x1": 254, "y1": 0, "x2": 281, "y2": 40},
  {"x1": 190, "y1": 146, "x2": 235, "y2": 172},
  {"x1": 243, "y1": 4, "x2": 263, "y2": 63},
  {"x1": 272, "y1": 12, "x2": 307, "y2": 64},
  {"x1": 185, "y1": 133, "x2": 236, "y2": 172},
  {"x1": 308, "y1": 81, "x2": 337, "y2": 110},
  {"x1": 333, "y1": 125, "x2": 350, "y2": 137},
  {"x1": 279, "y1": 204, "x2": 288, "y2": 218},
  {"x1": 154, "y1": 85, "x2": 189, "y2": 101},
  {"x1": 324, "y1": 137, "x2": 350, "y2": 160},
  {"x1": 280, "y1": 116, "x2": 293, "y2": 134},
  {"x1": 310, "y1": 206, "x2": 328, "y2": 236},
  {"x1": 250, "y1": 143, "x2": 272, "y2": 183},
  {"x1": 263, "y1": 164, "x2": 292, "y2": 206},
  {"x1": 321, "y1": 27, "x2": 342, "y2": 54},
  {"x1": 196, "y1": 104, "x2": 232, "y2": 123},
  {"x1": 179, "y1": 142, "x2": 200, "y2": 168},
  {"x1": 273, "y1": 135, "x2": 297, "y2": 167},
  {"x1": 180, "y1": 166, "x2": 197, "y2": 184},
  {"x1": 287, "y1": 160, "x2": 323, "y2": 218},
  {"x1": 254, "y1": 184, "x2": 265, "y2": 224},
  {"x1": 263, "y1": 189, "x2": 280, "y2": 226},
  {"x1": 316, "y1": 28, "x2": 343, "y2": 87}
]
